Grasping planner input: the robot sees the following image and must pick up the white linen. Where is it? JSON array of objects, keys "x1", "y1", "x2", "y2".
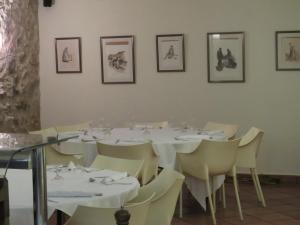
[
  {"x1": 58, "y1": 127, "x2": 226, "y2": 209},
  {"x1": 7, "y1": 168, "x2": 140, "y2": 217}
]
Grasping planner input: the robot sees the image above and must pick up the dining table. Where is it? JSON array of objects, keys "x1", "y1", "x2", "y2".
[
  {"x1": 6, "y1": 166, "x2": 140, "y2": 224},
  {"x1": 56, "y1": 127, "x2": 226, "y2": 209}
]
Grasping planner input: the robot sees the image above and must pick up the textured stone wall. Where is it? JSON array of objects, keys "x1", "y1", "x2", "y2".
[{"x1": 0, "y1": 0, "x2": 40, "y2": 132}]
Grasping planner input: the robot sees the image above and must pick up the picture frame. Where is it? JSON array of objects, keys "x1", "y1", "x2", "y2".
[
  {"x1": 100, "y1": 35, "x2": 135, "y2": 84},
  {"x1": 207, "y1": 32, "x2": 245, "y2": 83},
  {"x1": 276, "y1": 31, "x2": 300, "y2": 71},
  {"x1": 55, "y1": 37, "x2": 82, "y2": 73},
  {"x1": 156, "y1": 34, "x2": 185, "y2": 72}
]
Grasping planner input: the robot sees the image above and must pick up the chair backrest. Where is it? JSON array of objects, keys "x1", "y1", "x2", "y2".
[
  {"x1": 204, "y1": 121, "x2": 239, "y2": 139},
  {"x1": 65, "y1": 192, "x2": 155, "y2": 225},
  {"x1": 91, "y1": 155, "x2": 144, "y2": 178},
  {"x1": 128, "y1": 169, "x2": 184, "y2": 225},
  {"x1": 56, "y1": 121, "x2": 91, "y2": 133},
  {"x1": 97, "y1": 142, "x2": 158, "y2": 185},
  {"x1": 236, "y1": 127, "x2": 264, "y2": 168},
  {"x1": 177, "y1": 139, "x2": 240, "y2": 179},
  {"x1": 134, "y1": 121, "x2": 169, "y2": 129},
  {"x1": 30, "y1": 128, "x2": 83, "y2": 166}
]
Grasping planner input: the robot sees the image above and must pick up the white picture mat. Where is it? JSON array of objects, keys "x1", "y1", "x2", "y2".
[
  {"x1": 102, "y1": 37, "x2": 134, "y2": 83},
  {"x1": 277, "y1": 32, "x2": 300, "y2": 69},
  {"x1": 209, "y1": 33, "x2": 244, "y2": 81},
  {"x1": 56, "y1": 39, "x2": 81, "y2": 72},
  {"x1": 158, "y1": 36, "x2": 184, "y2": 71}
]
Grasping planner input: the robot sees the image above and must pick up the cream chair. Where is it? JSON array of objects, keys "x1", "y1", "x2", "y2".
[
  {"x1": 56, "y1": 121, "x2": 91, "y2": 133},
  {"x1": 30, "y1": 128, "x2": 83, "y2": 166},
  {"x1": 127, "y1": 168, "x2": 185, "y2": 225},
  {"x1": 97, "y1": 142, "x2": 158, "y2": 185},
  {"x1": 177, "y1": 139, "x2": 243, "y2": 225},
  {"x1": 65, "y1": 193, "x2": 155, "y2": 225},
  {"x1": 134, "y1": 121, "x2": 169, "y2": 129},
  {"x1": 90, "y1": 155, "x2": 144, "y2": 178},
  {"x1": 204, "y1": 121, "x2": 239, "y2": 140},
  {"x1": 236, "y1": 127, "x2": 266, "y2": 207}
]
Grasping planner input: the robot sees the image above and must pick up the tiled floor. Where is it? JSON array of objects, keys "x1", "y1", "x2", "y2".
[{"x1": 172, "y1": 182, "x2": 300, "y2": 225}]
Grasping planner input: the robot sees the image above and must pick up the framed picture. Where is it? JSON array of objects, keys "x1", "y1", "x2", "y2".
[
  {"x1": 156, "y1": 34, "x2": 185, "y2": 72},
  {"x1": 276, "y1": 31, "x2": 300, "y2": 71},
  {"x1": 100, "y1": 35, "x2": 135, "y2": 84},
  {"x1": 55, "y1": 37, "x2": 82, "y2": 73},
  {"x1": 207, "y1": 32, "x2": 245, "y2": 83}
]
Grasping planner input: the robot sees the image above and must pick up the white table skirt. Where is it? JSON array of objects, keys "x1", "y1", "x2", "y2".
[
  {"x1": 7, "y1": 168, "x2": 140, "y2": 217},
  {"x1": 57, "y1": 128, "x2": 225, "y2": 209}
]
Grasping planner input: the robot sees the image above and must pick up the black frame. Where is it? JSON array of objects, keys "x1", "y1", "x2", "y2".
[
  {"x1": 207, "y1": 32, "x2": 245, "y2": 83},
  {"x1": 100, "y1": 35, "x2": 135, "y2": 84},
  {"x1": 156, "y1": 34, "x2": 185, "y2": 72},
  {"x1": 55, "y1": 37, "x2": 82, "y2": 74},
  {"x1": 276, "y1": 30, "x2": 300, "y2": 71}
]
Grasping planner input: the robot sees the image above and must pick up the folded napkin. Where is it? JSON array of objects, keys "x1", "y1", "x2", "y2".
[
  {"x1": 67, "y1": 161, "x2": 76, "y2": 170},
  {"x1": 103, "y1": 172, "x2": 128, "y2": 182},
  {"x1": 175, "y1": 134, "x2": 209, "y2": 141},
  {"x1": 48, "y1": 191, "x2": 94, "y2": 198}
]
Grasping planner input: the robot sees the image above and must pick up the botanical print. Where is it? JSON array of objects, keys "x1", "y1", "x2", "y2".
[
  {"x1": 276, "y1": 31, "x2": 300, "y2": 70},
  {"x1": 100, "y1": 36, "x2": 135, "y2": 84},
  {"x1": 216, "y1": 48, "x2": 237, "y2": 71},
  {"x1": 62, "y1": 47, "x2": 73, "y2": 63},
  {"x1": 156, "y1": 34, "x2": 185, "y2": 72}
]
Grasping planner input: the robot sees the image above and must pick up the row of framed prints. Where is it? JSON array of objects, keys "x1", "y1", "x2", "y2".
[{"x1": 55, "y1": 30, "x2": 300, "y2": 84}]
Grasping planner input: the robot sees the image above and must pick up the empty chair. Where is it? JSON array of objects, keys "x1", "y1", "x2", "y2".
[
  {"x1": 134, "y1": 121, "x2": 169, "y2": 129},
  {"x1": 177, "y1": 139, "x2": 243, "y2": 225},
  {"x1": 127, "y1": 168, "x2": 185, "y2": 225},
  {"x1": 90, "y1": 155, "x2": 144, "y2": 178},
  {"x1": 65, "y1": 192, "x2": 155, "y2": 225},
  {"x1": 204, "y1": 121, "x2": 239, "y2": 140},
  {"x1": 30, "y1": 128, "x2": 83, "y2": 166},
  {"x1": 236, "y1": 127, "x2": 266, "y2": 207},
  {"x1": 97, "y1": 142, "x2": 158, "y2": 185},
  {"x1": 56, "y1": 121, "x2": 91, "y2": 133}
]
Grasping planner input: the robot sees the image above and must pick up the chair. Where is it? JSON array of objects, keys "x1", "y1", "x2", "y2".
[
  {"x1": 203, "y1": 121, "x2": 239, "y2": 140},
  {"x1": 97, "y1": 142, "x2": 158, "y2": 185},
  {"x1": 134, "y1": 121, "x2": 169, "y2": 129},
  {"x1": 65, "y1": 193, "x2": 155, "y2": 225},
  {"x1": 29, "y1": 128, "x2": 83, "y2": 166},
  {"x1": 90, "y1": 155, "x2": 144, "y2": 178},
  {"x1": 236, "y1": 127, "x2": 266, "y2": 207},
  {"x1": 177, "y1": 139, "x2": 243, "y2": 225},
  {"x1": 56, "y1": 121, "x2": 91, "y2": 132},
  {"x1": 127, "y1": 168, "x2": 185, "y2": 225}
]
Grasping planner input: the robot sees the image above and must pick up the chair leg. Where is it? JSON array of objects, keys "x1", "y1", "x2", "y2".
[
  {"x1": 205, "y1": 179, "x2": 217, "y2": 225},
  {"x1": 250, "y1": 168, "x2": 262, "y2": 202},
  {"x1": 179, "y1": 190, "x2": 183, "y2": 218},
  {"x1": 232, "y1": 169, "x2": 243, "y2": 221},
  {"x1": 222, "y1": 183, "x2": 226, "y2": 208},
  {"x1": 212, "y1": 178, "x2": 216, "y2": 213},
  {"x1": 253, "y1": 168, "x2": 266, "y2": 207}
]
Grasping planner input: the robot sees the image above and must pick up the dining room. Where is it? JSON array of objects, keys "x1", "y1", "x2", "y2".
[{"x1": 0, "y1": 0, "x2": 300, "y2": 225}]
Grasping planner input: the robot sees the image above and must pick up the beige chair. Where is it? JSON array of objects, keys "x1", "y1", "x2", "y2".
[
  {"x1": 134, "y1": 121, "x2": 169, "y2": 129},
  {"x1": 177, "y1": 139, "x2": 243, "y2": 225},
  {"x1": 127, "y1": 168, "x2": 185, "y2": 225},
  {"x1": 30, "y1": 128, "x2": 83, "y2": 166},
  {"x1": 236, "y1": 127, "x2": 266, "y2": 207},
  {"x1": 204, "y1": 121, "x2": 239, "y2": 140},
  {"x1": 65, "y1": 193, "x2": 155, "y2": 225},
  {"x1": 56, "y1": 121, "x2": 91, "y2": 133},
  {"x1": 90, "y1": 155, "x2": 144, "y2": 178},
  {"x1": 97, "y1": 142, "x2": 158, "y2": 185}
]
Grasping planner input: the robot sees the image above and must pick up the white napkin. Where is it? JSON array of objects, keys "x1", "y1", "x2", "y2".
[
  {"x1": 103, "y1": 172, "x2": 128, "y2": 182},
  {"x1": 48, "y1": 191, "x2": 94, "y2": 198},
  {"x1": 68, "y1": 161, "x2": 76, "y2": 170}
]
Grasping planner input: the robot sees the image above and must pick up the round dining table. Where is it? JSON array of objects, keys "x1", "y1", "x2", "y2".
[
  {"x1": 57, "y1": 127, "x2": 226, "y2": 209},
  {"x1": 6, "y1": 167, "x2": 140, "y2": 224}
]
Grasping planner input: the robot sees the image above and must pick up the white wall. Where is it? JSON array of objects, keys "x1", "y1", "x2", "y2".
[{"x1": 38, "y1": 0, "x2": 300, "y2": 175}]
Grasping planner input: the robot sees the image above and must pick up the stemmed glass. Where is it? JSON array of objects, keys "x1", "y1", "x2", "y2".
[{"x1": 53, "y1": 166, "x2": 64, "y2": 180}]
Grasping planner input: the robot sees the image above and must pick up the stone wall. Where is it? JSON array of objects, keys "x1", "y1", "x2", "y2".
[{"x1": 0, "y1": 0, "x2": 40, "y2": 132}]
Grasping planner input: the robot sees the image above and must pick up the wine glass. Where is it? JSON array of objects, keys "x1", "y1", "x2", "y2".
[{"x1": 53, "y1": 166, "x2": 64, "y2": 180}]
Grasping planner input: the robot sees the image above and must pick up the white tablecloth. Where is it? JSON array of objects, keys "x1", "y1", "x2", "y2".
[
  {"x1": 57, "y1": 128, "x2": 225, "y2": 209},
  {"x1": 7, "y1": 168, "x2": 140, "y2": 217}
]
